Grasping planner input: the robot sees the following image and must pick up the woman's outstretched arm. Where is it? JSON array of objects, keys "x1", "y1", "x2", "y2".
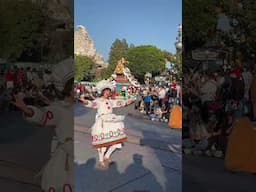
[
  {"x1": 12, "y1": 94, "x2": 57, "y2": 127},
  {"x1": 79, "y1": 94, "x2": 98, "y2": 108}
]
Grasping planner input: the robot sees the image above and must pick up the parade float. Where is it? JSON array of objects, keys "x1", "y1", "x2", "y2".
[{"x1": 110, "y1": 57, "x2": 140, "y2": 100}]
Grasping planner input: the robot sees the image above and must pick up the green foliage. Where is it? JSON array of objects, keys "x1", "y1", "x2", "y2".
[
  {"x1": 105, "y1": 38, "x2": 129, "y2": 77},
  {"x1": 235, "y1": 1, "x2": 256, "y2": 53},
  {"x1": 0, "y1": 0, "x2": 44, "y2": 60},
  {"x1": 126, "y1": 45, "x2": 166, "y2": 82},
  {"x1": 214, "y1": 1, "x2": 256, "y2": 57},
  {"x1": 163, "y1": 50, "x2": 182, "y2": 78},
  {"x1": 75, "y1": 55, "x2": 95, "y2": 81},
  {"x1": 175, "y1": 52, "x2": 182, "y2": 78},
  {"x1": 183, "y1": 0, "x2": 217, "y2": 50},
  {"x1": 100, "y1": 68, "x2": 111, "y2": 80}
]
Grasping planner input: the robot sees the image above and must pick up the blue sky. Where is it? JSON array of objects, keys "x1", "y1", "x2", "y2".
[{"x1": 75, "y1": 0, "x2": 181, "y2": 62}]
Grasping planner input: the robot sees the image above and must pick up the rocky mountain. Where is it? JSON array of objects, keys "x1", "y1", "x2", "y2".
[{"x1": 74, "y1": 25, "x2": 107, "y2": 69}]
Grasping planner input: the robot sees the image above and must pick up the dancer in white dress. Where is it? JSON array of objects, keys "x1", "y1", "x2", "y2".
[
  {"x1": 80, "y1": 80, "x2": 134, "y2": 169},
  {"x1": 12, "y1": 58, "x2": 74, "y2": 192}
]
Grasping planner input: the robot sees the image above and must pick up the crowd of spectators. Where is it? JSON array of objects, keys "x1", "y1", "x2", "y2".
[
  {"x1": 182, "y1": 63, "x2": 256, "y2": 158},
  {"x1": 134, "y1": 81, "x2": 182, "y2": 123},
  {"x1": 0, "y1": 66, "x2": 57, "y2": 112},
  {"x1": 75, "y1": 79, "x2": 182, "y2": 124}
]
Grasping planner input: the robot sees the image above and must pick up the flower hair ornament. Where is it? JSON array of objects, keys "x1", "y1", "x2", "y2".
[
  {"x1": 52, "y1": 57, "x2": 74, "y2": 92},
  {"x1": 96, "y1": 79, "x2": 116, "y2": 94}
]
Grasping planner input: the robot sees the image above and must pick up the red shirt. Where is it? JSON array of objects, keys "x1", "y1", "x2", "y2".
[
  {"x1": 5, "y1": 72, "x2": 14, "y2": 81},
  {"x1": 172, "y1": 82, "x2": 177, "y2": 89}
]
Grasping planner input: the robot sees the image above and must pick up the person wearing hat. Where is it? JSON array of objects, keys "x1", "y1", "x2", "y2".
[
  {"x1": 12, "y1": 57, "x2": 74, "y2": 192},
  {"x1": 80, "y1": 80, "x2": 134, "y2": 169}
]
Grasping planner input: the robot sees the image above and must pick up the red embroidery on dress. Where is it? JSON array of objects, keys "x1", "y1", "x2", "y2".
[
  {"x1": 65, "y1": 154, "x2": 69, "y2": 171},
  {"x1": 117, "y1": 101, "x2": 122, "y2": 106},
  {"x1": 92, "y1": 135, "x2": 99, "y2": 142},
  {"x1": 92, "y1": 102, "x2": 97, "y2": 107},
  {"x1": 92, "y1": 135, "x2": 97, "y2": 142},
  {"x1": 40, "y1": 111, "x2": 53, "y2": 127},
  {"x1": 48, "y1": 187, "x2": 55, "y2": 192},
  {"x1": 63, "y1": 184, "x2": 72, "y2": 192},
  {"x1": 48, "y1": 184, "x2": 72, "y2": 192},
  {"x1": 117, "y1": 129, "x2": 121, "y2": 136},
  {"x1": 101, "y1": 133, "x2": 105, "y2": 140},
  {"x1": 109, "y1": 131, "x2": 113, "y2": 137}
]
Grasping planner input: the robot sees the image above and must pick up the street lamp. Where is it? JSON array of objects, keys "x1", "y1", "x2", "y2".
[
  {"x1": 174, "y1": 24, "x2": 182, "y2": 78},
  {"x1": 175, "y1": 24, "x2": 182, "y2": 52}
]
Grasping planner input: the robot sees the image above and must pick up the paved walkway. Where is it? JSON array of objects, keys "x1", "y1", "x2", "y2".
[
  {"x1": 75, "y1": 131, "x2": 181, "y2": 192},
  {"x1": 183, "y1": 155, "x2": 256, "y2": 192},
  {"x1": 0, "y1": 111, "x2": 53, "y2": 191}
]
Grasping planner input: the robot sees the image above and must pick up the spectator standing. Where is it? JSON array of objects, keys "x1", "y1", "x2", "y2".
[
  {"x1": 200, "y1": 74, "x2": 217, "y2": 123},
  {"x1": 5, "y1": 69, "x2": 14, "y2": 89},
  {"x1": 242, "y1": 66, "x2": 253, "y2": 115},
  {"x1": 26, "y1": 67, "x2": 33, "y2": 83},
  {"x1": 158, "y1": 86, "x2": 166, "y2": 107},
  {"x1": 144, "y1": 92, "x2": 151, "y2": 115},
  {"x1": 43, "y1": 70, "x2": 53, "y2": 87}
]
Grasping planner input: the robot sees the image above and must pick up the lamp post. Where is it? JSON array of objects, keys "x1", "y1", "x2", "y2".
[
  {"x1": 175, "y1": 24, "x2": 182, "y2": 78},
  {"x1": 175, "y1": 24, "x2": 182, "y2": 53}
]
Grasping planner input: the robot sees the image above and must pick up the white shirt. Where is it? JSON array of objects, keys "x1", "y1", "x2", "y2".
[
  {"x1": 43, "y1": 73, "x2": 53, "y2": 86},
  {"x1": 158, "y1": 89, "x2": 166, "y2": 99},
  {"x1": 200, "y1": 79, "x2": 217, "y2": 103},
  {"x1": 242, "y1": 71, "x2": 253, "y2": 100},
  {"x1": 176, "y1": 85, "x2": 181, "y2": 98},
  {"x1": 32, "y1": 72, "x2": 39, "y2": 81},
  {"x1": 27, "y1": 71, "x2": 33, "y2": 81}
]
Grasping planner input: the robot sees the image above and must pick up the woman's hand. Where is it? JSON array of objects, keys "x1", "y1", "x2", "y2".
[
  {"x1": 79, "y1": 95, "x2": 89, "y2": 105},
  {"x1": 12, "y1": 94, "x2": 33, "y2": 116},
  {"x1": 12, "y1": 94, "x2": 27, "y2": 110},
  {"x1": 38, "y1": 92, "x2": 50, "y2": 105}
]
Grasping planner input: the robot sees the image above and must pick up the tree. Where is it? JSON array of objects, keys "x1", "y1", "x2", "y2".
[
  {"x1": 130, "y1": 43, "x2": 135, "y2": 48},
  {"x1": 163, "y1": 50, "x2": 182, "y2": 78},
  {"x1": 0, "y1": 0, "x2": 44, "y2": 60},
  {"x1": 126, "y1": 45, "x2": 166, "y2": 83},
  {"x1": 105, "y1": 38, "x2": 129, "y2": 77},
  {"x1": 183, "y1": 0, "x2": 217, "y2": 51},
  {"x1": 75, "y1": 55, "x2": 95, "y2": 81}
]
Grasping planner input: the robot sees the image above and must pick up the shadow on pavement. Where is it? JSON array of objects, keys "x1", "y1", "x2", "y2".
[
  {"x1": 182, "y1": 155, "x2": 256, "y2": 192},
  {"x1": 140, "y1": 129, "x2": 182, "y2": 192},
  {"x1": 75, "y1": 154, "x2": 163, "y2": 192},
  {"x1": 0, "y1": 111, "x2": 37, "y2": 144}
]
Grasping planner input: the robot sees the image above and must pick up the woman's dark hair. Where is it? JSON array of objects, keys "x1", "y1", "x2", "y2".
[
  {"x1": 100, "y1": 88, "x2": 111, "y2": 97},
  {"x1": 53, "y1": 78, "x2": 74, "y2": 99},
  {"x1": 62, "y1": 78, "x2": 74, "y2": 97}
]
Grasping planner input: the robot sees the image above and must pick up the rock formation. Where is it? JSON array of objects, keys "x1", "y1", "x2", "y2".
[{"x1": 74, "y1": 25, "x2": 107, "y2": 69}]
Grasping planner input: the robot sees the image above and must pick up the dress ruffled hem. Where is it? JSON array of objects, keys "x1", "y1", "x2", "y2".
[{"x1": 92, "y1": 137, "x2": 127, "y2": 148}]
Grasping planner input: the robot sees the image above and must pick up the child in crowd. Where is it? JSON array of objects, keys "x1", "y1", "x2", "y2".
[{"x1": 150, "y1": 106, "x2": 162, "y2": 121}]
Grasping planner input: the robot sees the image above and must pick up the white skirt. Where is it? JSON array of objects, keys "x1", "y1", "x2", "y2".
[
  {"x1": 91, "y1": 114, "x2": 127, "y2": 148},
  {"x1": 40, "y1": 142, "x2": 73, "y2": 191}
]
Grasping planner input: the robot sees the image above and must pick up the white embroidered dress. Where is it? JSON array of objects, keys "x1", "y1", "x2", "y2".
[
  {"x1": 24, "y1": 101, "x2": 73, "y2": 192},
  {"x1": 86, "y1": 98, "x2": 128, "y2": 148}
]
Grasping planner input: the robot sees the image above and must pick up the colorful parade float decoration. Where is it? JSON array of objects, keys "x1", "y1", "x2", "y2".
[{"x1": 110, "y1": 57, "x2": 140, "y2": 100}]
